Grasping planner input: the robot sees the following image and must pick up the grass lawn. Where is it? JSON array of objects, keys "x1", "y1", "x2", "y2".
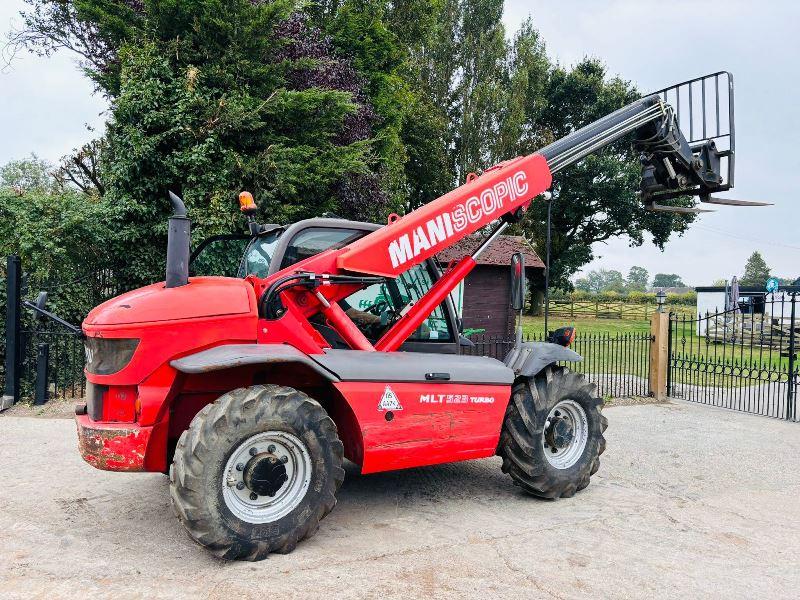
[
  {"x1": 514, "y1": 315, "x2": 793, "y2": 390},
  {"x1": 521, "y1": 315, "x2": 651, "y2": 337}
]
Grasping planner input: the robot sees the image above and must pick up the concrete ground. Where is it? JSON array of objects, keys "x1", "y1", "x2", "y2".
[{"x1": 1, "y1": 400, "x2": 798, "y2": 599}]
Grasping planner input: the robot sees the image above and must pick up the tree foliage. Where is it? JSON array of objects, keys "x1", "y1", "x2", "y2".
[
  {"x1": 0, "y1": 154, "x2": 55, "y2": 194},
  {"x1": 626, "y1": 266, "x2": 649, "y2": 292},
  {"x1": 12, "y1": 0, "x2": 701, "y2": 292},
  {"x1": 574, "y1": 268, "x2": 625, "y2": 293},
  {"x1": 652, "y1": 273, "x2": 685, "y2": 288},
  {"x1": 740, "y1": 251, "x2": 771, "y2": 288},
  {"x1": 17, "y1": 1, "x2": 396, "y2": 287},
  {"x1": 0, "y1": 158, "x2": 110, "y2": 319},
  {"x1": 406, "y1": 8, "x2": 696, "y2": 287}
]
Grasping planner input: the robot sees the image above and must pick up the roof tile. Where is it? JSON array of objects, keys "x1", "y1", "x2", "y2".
[{"x1": 436, "y1": 235, "x2": 544, "y2": 269}]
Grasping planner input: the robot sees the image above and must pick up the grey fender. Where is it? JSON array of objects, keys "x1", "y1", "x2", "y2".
[
  {"x1": 503, "y1": 341, "x2": 583, "y2": 378},
  {"x1": 170, "y1": 344, "x2": 340, "y2": 381}
]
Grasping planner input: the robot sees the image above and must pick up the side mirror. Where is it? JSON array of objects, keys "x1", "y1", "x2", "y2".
[
  {"x1": 458, "y1": 334, "x2": 475, "y2": 348},
  {"x1": 510, "y1": 252, "x2": 525, "y2": 311},
  {"x1": 548, "y1": 326, "x2": 576, "y2": 347},
  {"x1": 33, "y1": 291, "x2": 48, "y2": 321}
]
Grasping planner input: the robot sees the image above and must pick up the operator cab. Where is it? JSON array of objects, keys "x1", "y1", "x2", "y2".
[{"x1": 190, "y1": 217, "x2": 465, "y2": 354}]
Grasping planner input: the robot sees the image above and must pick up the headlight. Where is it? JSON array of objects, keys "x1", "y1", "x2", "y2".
[{"x1": 84, "y1": 338, "x2": 140, "y2": 375}]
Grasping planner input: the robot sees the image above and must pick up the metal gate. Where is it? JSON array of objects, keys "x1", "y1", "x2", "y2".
[
  {"x1": 465, "y1": 331, "x2": 652, "y2": 399},
  {"x1": 668, "y1": 294, "x2": 798, "y2": 420}
]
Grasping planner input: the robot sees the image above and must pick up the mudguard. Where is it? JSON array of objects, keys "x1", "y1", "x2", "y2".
[
  {"x1": 503, "y1": 341, "x2": 583, "y2": 378},
  {"x1": 170, "y1": 344, "x2": 339, "y2": 380}
]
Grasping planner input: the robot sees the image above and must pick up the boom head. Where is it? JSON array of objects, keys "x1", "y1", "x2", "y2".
[{"x1": 637, "y1": 72, "x2": 738, "y2": 211}]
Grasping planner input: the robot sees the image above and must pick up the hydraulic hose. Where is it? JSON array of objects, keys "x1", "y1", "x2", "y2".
[{"x1": 540, "y1": 95, "x2": 666, "y2": 173}]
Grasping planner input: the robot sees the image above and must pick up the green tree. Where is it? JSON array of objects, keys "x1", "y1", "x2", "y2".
[
  {"x1": 0, "y1": 154, "x2": 54, "y2": 194},
  {"x1": 652, "y1": 273, "x2": 685, "y2": 288},
  {"x1": 626, "y1": 266, "x2": 649, "y2": 292},
  {"x1": 409, "y1": 0, "x2": 510, "y2": 187},
  {"x1": 17, "y1": 1, "x2": 391, "y2": 287},
  {"x1": 313, "y1": 0, "x2": 451, "y2": 210},
  {"x1": 14, "y1": 2, "x2": 702, "y2": 289},
  {"x1": 0, "y1": 158, "x2": 109, "y2": 319},
  {"x1": 740, "y1": 251, "x2": 771, "y2": 287},
  {"x1": 573, "y1": 268, "x2": 625, "y2": 293}
]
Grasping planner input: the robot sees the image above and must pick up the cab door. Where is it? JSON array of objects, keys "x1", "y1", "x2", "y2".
[{"x1": 272, "y1": 221, "x2": 461, "y2": 354}]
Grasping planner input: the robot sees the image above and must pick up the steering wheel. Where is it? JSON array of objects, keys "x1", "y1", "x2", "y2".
[{"x1": 363, "y1": 299, "x2": 390, "y2": 317}]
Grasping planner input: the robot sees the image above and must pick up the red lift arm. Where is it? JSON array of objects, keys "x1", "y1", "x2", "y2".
[{"x1": 337, "y1": 154, "x2": 552, "y2": 277}]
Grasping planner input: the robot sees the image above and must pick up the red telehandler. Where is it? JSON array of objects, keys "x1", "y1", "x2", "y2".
[{"x1": 33, "y1": 72, "x2": 757, "y2": 560}]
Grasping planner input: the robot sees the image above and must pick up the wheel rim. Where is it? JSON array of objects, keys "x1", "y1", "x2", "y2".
[
  {"x1": 542, "y1": 399, "x2": 588, "y2": 469},
  {"x1": 221, "y1": 431, "x2": 312, "y2": 524}
]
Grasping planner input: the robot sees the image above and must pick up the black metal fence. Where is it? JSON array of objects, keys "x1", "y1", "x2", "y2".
[
  {"x1": 465, "y1": 331, "x2": 653, "y2": 398},
  {"x1": 2, "y1": 255, "x2": 122, "y2": 406},
  {"x1": 668, "y1": 295, "x2": 798, "y2": 421}
]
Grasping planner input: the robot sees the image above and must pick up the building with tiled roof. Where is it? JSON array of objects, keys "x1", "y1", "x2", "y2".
[{"x1": 437, "y1": 235, "x2": 544, "y2": 337}]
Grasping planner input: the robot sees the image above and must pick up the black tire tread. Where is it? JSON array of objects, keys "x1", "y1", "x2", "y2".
[
  {"x1": 169, "y1": 384, "x2": 344, "y2": 561},
  {"x1": 498, "y1": 366, "x2": 606, "y2": 499}
]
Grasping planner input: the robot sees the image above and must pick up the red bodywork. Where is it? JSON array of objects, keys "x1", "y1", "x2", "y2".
[{"x1": 77, "y1": 154, "x2": 552, "y2": 474}]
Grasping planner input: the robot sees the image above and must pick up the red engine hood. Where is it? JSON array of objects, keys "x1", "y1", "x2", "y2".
[{"x1": 84, "y1": 277, "x2": 257, "y2": 326}]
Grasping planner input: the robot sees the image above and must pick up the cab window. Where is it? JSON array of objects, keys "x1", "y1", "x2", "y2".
[
  {"x1": 344, "y1": 262, "x2": 453, "y2": 343},
  {"x1": 239, "y1": 233, "x2": 281, "y2": 278},
  {"x1": 280, "y1": 228, "x2": 365, "y2": 270},
  {"x1": 190, "y1": 236, "x2": 250, "y2": 277}
]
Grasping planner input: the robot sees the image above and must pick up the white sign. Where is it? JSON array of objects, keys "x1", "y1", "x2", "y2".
[{"x1": 378, "y1": 386, "x2": 403, "y2": 411}]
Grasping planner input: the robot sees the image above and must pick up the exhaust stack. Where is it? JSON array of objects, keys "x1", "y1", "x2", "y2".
[{"x1": 166, "y1": 191, "x2": 190, "y2": 288}]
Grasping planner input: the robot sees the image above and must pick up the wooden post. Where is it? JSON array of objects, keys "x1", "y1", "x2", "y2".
[{"x1": 649, "y1": 311, "x2": 669, "y2": 400}]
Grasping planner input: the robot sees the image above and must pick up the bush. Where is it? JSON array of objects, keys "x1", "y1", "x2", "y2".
[
  {"x1": 0, "y1": 186, "x2": 112, "y2": 322},
  {"x1": 626, "y1": 290, "x2": 650, "y2": 304},
  {"x1": 598, "y1": 290, "x2": 620, "y2": 301},
  {"x1": 667, "y1": 291, "x2": 696, "y2": 306}
]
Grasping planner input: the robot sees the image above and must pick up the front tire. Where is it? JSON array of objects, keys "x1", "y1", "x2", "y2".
[
  {"x1": 498, "y1": 366, "x2": 607, "y2": 498},
  {"x1": 169, "y1": 385, "x2": 344, "y2": 561}
]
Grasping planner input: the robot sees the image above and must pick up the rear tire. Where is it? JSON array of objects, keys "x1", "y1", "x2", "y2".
[
  {"x1": 169, "y1": 385, "x2": 344, "y2": 561},
  {"x1": 498, "y1": 366, "x2": 606, "y2": 499}
]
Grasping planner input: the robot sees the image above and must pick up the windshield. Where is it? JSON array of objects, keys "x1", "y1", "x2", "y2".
[
  {"x1": 238, "y1": 233, "x2": 281, "y2": 278},
  {"x1": 190, "y1": 232, "x2": 281, "y2": 278}
]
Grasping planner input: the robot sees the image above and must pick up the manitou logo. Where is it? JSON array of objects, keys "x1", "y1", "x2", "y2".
[{"x1": 388, "y1": 171, "x2": 530, "y2": 269}]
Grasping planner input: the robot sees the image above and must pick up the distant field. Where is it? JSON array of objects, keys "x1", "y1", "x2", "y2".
[{"x1": 521, "y1": 315, "x2": 651, "y2": 336}]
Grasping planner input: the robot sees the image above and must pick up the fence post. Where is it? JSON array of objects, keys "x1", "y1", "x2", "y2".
[
  {"x1": 34, "y1": 343, "x2": 49, "y2": 406},
  {"x1": 649, "y1": 311, "x2": 669, "y2": 401},
  {"x1": 787, "y1": 294, "x2": 796, "y2": 421},
  {"x1": 2, "y1": 255, "x2": 22, "y2": 411}
]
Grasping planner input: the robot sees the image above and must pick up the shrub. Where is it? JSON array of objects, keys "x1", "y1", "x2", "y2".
[
  {"x1": 598, "y1": 290, "x2": 620, "y2": 301},
  {"x1": 626, "y1": 290, "x2": 649, "y2": 304}
]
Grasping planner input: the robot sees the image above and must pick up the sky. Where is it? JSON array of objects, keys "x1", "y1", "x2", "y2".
[{"x1": 0, "y1": 0, "x2": 798, "y2": 287}]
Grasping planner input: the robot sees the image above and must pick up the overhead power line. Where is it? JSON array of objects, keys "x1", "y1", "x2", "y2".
[{"x1": 693, "y1": 225, "x2": 800, "y2": 252}]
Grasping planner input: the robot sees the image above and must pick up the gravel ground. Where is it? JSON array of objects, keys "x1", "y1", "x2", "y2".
[{"x1": 1, "y1": 399, "x2": 799, "y2": 599}]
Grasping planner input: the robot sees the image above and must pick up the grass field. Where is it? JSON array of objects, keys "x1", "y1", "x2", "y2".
[
  {"x1": 513, "y1": 315, "x2": 795, "y2": 392},
  {"x1": 521, "y1": 315, "x2": 650, "y2": 336}
]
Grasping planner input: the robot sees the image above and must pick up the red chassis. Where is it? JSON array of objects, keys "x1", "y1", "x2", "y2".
[{"x1": 77, "y1": 153, "x2": 552, "y2": 475}]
